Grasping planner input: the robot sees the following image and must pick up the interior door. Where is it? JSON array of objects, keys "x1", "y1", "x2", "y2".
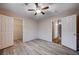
[
  {"x1": 5, "y1": 16, "x2": 14, "y2": 47},
  {"x1": 61, "y1": 15, "x2": 77, "y2": 50},
  {"x1": 1, "y1": 15, "x2": 14, "y2": 49}
]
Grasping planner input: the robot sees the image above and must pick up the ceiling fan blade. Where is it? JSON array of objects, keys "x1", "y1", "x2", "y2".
[
  {"x1": 28, "y1": 9, "x2": 35, "y2": 11},
  {"x1": 41, "y1": 11, "x2": 45, "y2": 15},
  {"x1": 35, "y1": 3, "x2": 39, "y2": 8},
  {"x1": 42, "y1": 6, "x2": 49, "y2": 10},
  {"x1": 24, "y1": 3, "x2": 28, "y2": 5},
  {"x1": 34, "y1": 12, "x2": 37, "y2": 15}
]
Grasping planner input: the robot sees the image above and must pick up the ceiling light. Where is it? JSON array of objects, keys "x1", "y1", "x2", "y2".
[{"x1": 36, "y1": 9, "x2": 41, "y2": 13}]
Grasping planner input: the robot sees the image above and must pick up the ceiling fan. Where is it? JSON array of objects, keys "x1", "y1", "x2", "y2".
[{"x1": 25, "y1": 3, "x2": 49, "y2": 15}]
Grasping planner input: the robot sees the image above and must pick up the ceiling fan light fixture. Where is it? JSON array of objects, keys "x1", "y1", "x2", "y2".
[
  {"x1": 27, "y1": 3, "x2": 49, "y2": 15},
  {"x1": 36, "y1": 9, "x2": 41, "y2": 13}
]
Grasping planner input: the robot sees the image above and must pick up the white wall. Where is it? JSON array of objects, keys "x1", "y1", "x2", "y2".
[
  {"x1": 23, "y1": 18, "x2": 37, "y2": 42},
  {"x1": 38, "y1": 19, "x2": 52, "y2": 42},
  {"x1": 38, "y1": 17, "x2": 60, "y2": 42}
]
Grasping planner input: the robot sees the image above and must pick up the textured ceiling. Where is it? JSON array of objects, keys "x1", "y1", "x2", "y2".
[{"x1": 0, "y1": 3, "x2": 79, "y2": 20}]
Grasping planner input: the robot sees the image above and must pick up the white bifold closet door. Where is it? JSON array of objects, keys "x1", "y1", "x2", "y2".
[
  {"x1": 61, "y1": 15, "x2": 77, "y2": 50},
  {"x1": 0, "y1": 15, "x2": 14, "y2": 49}
]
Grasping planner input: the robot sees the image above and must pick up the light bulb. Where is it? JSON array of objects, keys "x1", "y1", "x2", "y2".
[{"x1": 36, "y1": 9, "x2": 41, "y2": 13}]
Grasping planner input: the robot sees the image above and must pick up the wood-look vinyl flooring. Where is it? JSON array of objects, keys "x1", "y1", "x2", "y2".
[{"x1": 0, "y1": 39, "x2": 79, "y2": 55}]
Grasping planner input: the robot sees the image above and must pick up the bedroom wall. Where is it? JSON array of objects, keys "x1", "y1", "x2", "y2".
[
  {"x1": 38, "y1": 19, "x2": 52, "y2": 42},
  {"x1": 23, "y1": 18, "x2": 37, "y2": 42},
  {"x1": 37, "y1": 16, "x2": 60, "y2": 42}
]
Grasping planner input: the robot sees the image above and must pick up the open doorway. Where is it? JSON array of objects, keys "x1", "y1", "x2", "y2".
[
  {"x1": 52, "y1": 20, "x2": 61, "y2": 45},
  {"x1": 13, "y1": 18, "x2": 23, "y2": 43}
]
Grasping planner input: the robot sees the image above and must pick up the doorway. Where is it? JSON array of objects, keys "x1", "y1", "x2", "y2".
[
  {"x1": 52, "y1": 20, "x2": 61, "y2": 44},
  {"x1": 14, "y1": 18, "x2": 23, "y2": 42}
]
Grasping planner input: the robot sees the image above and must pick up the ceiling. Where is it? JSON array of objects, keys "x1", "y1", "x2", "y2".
[{"x1": 0, "y1": 3, "x2": 79, "y2": 20}]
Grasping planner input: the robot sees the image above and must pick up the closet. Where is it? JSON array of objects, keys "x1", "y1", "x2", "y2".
[
  {"x1": 0, "y1": 14, "x2": 14, "y2": 50},
  {"x1": 14, "y1": 18, "x2": 23, "y2": 42},
  {"x1": 52, "y1": 20, "x2": 61, "y2": 44},
  {"x1": 61, "y1": 14, "x2": 79, "y2": 51}
]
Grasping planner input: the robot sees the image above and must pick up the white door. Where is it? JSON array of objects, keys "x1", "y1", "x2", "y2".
[
  {"x1": 4, "y1": 16, "x2": 14, "y2": 48},
  {"x1": 61, "y1": 15, "x2": 77, "y2": 50},
  {"x1": 0, "y1": 15, "x2": 14, "y2": 49}
]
